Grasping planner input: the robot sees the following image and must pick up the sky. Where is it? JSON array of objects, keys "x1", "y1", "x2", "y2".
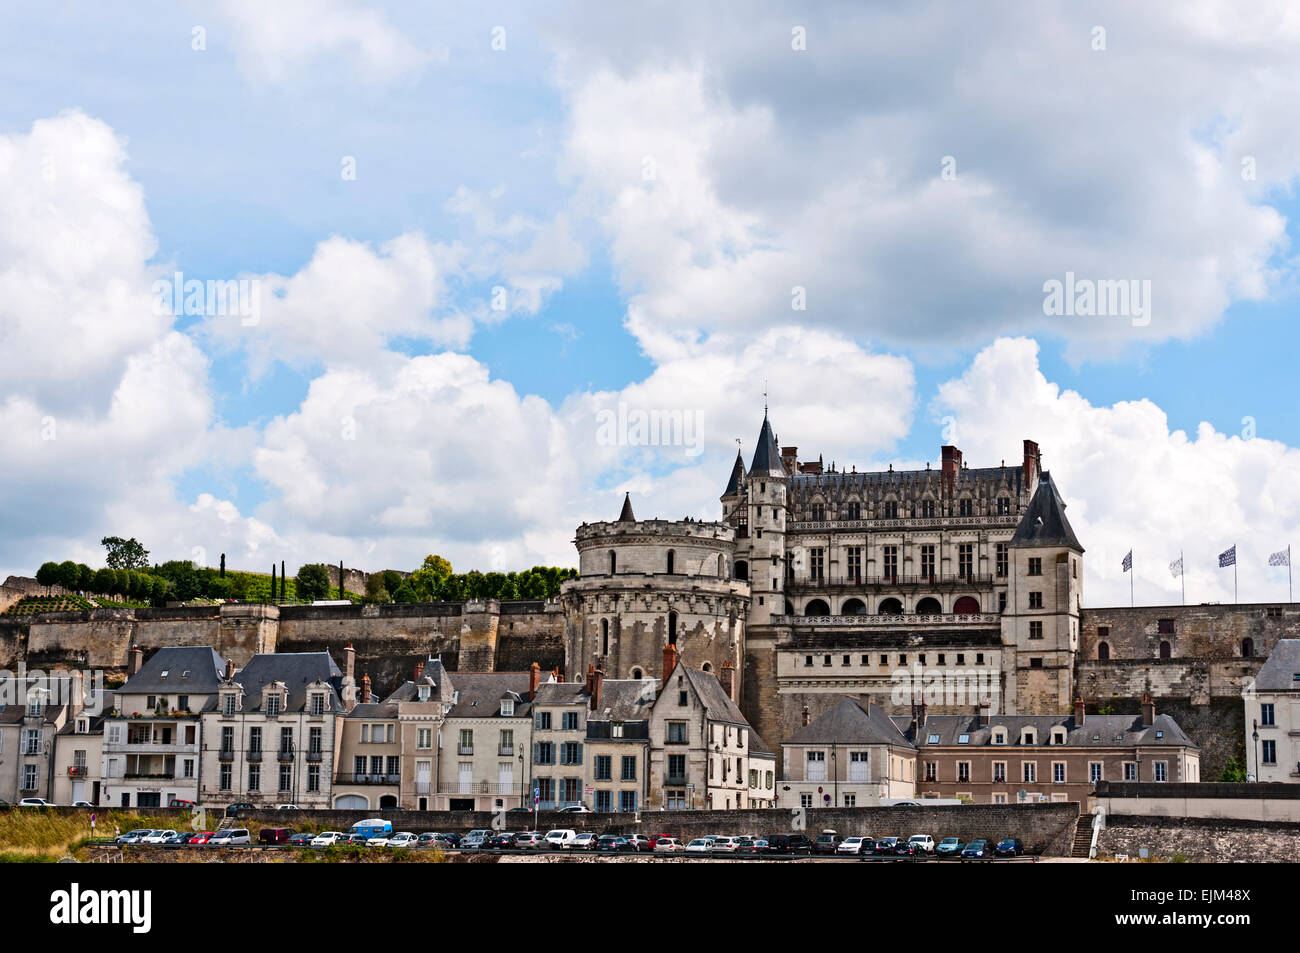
[{"x1": 2, "y1": 0, "x2": 1300, "y2": 607}]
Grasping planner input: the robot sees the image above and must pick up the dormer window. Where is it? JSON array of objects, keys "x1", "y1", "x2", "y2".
[
  {"x1": 418, "y1": 684, "x2": 431, "y2": 702},
  {"x1": 1051, "y1": 729, "x2": 1067, "y2": 745},
  {"x1": 992, "y1": 729, "x2": 1007, "y2": 745},
  {"x1": 957, "y1": 734, "x2": 970, "y2": 745},
  {"x1": 266, "y1": 694, "x2": 281, "y2": 717},
  {"x1": 1021, "y1": 728, "x2": 1037, "y2": 745},
  {"x1": 501, "y1": 699, "x2": 515, "y2": 717},
  {"x1": 222, "y1": 694, "x2": 237, "y2": 716},
  {"x1": 309, "y1": 693, "x2": 325, "y2": 716},
  {"x1": 927, "y1": 733, "x2": 940, "y2": 744},
  {"x1": 76, "y1": 718, "x2": 88, "y2": 734}
]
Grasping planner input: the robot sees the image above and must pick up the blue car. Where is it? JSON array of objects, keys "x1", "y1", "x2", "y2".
[{"x1": 961, "y1": 838, "x2": 994, "y2": 858}]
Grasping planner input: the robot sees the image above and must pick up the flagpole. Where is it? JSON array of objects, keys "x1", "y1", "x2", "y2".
[
  {"x1": 1234, "y1": 545, "x2": 1238, "y2": 604},
  {"x1": 1290, "y1": 545, "x2": 1293, "y2": 603},
  {"x1": 1130, "y1": 548, "x2": 1134, "y2": 608},
  {"x1": 1180, "y1": 549, "x2": 1185, "y2": 605}
]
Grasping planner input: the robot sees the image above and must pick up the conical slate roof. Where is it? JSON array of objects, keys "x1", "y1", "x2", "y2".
[
  {"x1": 1009, "y1": 471, "x2": 1083, "y2": 551},
  {"x1": 748, "y1": 413, "x2": 784, "y2": 477},
  {"x1": 617, "y1": 492, "x2": 636, "y2": 522},
  {"x1": 721, "y1": 449, "x2": 746, "y2": 499}
]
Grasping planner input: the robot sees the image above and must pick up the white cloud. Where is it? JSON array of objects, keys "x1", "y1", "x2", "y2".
[{"x1": 933, "y1": 337, "x2": 1300, "y2": 605}]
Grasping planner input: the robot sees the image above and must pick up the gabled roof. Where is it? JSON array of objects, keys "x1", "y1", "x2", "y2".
[
  {"x1": 1009, "y1": 471, "x2": 1083, "y2": 551},
  {"x1": 1254, "y1": 639, "x2": 1300, "y2": 692},
  {"x1": 617, "y1": 492, "x2": 636, "y2": 522},
  {"x1": 894, "y1": 712, "x2": 1196, "y2": 749},
  {"x1": 587, "y1": 679, "x2": 657, "y2": 723},
  {"x1": 444, "y1": 672, "x2": 534, "y2": 719},
  {"x1": 721, "y1": 450, "x2": 746, "y2": 499},
  {"x1": 748, "y1": 413, "x2": 784, "y2": 477},
  {"x1": 221, "y1": 652, "x2": 344, "y2": 712},
  {"x1": 785, "y1": 697, "x2": 915, "y2": 749},
  {"x1": 119, "y1": 646, "x2": 225, "y2": 697}
]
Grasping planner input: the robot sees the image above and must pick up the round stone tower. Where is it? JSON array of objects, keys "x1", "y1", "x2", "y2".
[{"x1": 561, "y1": 493, "x2": 751, "y2": 689}]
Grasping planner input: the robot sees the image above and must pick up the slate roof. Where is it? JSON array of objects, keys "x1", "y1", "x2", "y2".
[
  {"x1": 56, "y1": 692, "x2": 117, "y2": 736},
  {"x1": 119, "y1": 646, "x2": 225, "y2": 696},
  {"x1": 532, "y1": 682, "x2": 588, "y2": 706},
  {"x1": 587, "y1": 678, "x2": 657, "y2": 723},
  {"x1": 222, "y1": 652, "x2": 344, "y2": 712},
  {"x1": 893, "y1": 712, "x2": 1197, "y2": 749},
  {"x1": 1009, "y1": 471, "x2": 1083, "y2": 551},
  {"x1": 617, "y1": 492, "x2": 636, "y2": 522},
  {"x1": 1254, "y1": 639, "x2": 1300, "y2": 692},
  {"x1": 748, "y1": 413, "x2": 784, "y2": 477},
  {"x1": 721, "y1": 449, "x2": 746, "y2": 499},
  {"x1": 785, "y1": 696, "x2": 916, "y2": 748},
  {"x1": 444, "y1": 672, "x2": 535, "y2": 719},
  {"x1": 788, "y1": 464, "x2": 1024, "y2": 497}
]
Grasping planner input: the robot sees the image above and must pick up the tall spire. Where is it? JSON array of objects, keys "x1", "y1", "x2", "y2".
[
  {"x1": 748, "y1": 410, "x2": 783, "y2": 477},
  {"x1": 617, "y1": 491, "x2": 636, "y2": 522},
  {"x1": 721, "y1": 448, "x2": 746, "y2": 499}
]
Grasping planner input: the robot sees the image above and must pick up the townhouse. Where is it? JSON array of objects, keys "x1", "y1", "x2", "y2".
[
  {"x1": 1243, "y1": 639, "x2": 1300, "y2": 782},
  {"x1": 101, "y1": 646, "x2": 224, "y2": 808},
  {"x1": 199, "y1": 651, "x2": 353, "y2": 810},
  {"x1": 0, "y1": 672, "x2": 81, "y2": 804},
  {"x1": 434, "y1": 669, "x2": 536, "y2": 811},
  {"x1": 780, "y1": 697, "x2": 917, "y2": 808},
  {"x1": 584, "y1": 674, "x2": 656, "y2": 814},
  {"x1": 51, "y1": 695, "x2": 114, "y2": 807}
]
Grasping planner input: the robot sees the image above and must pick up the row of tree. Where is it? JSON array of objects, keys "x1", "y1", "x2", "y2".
[{"x1": 374, "y1": 555, "x2": 576, "y2": 603}]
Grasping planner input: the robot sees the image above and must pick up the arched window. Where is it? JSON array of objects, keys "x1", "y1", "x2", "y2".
[
  {"x1": 1242, "y1": 637, "x2": 1255, "y2": 658},
  {"x1": 734, "y1": 561, "x2": 748, "y2": 582},
  {"x1": 841, "y1": 598, "x2": 866, "y2": 615},
  {"x1": 1098, "y1": 641, "x2": 1110, "y2": 661},
  {"x1": 915, "y1": 596, "x2": 942, "y2": 614},
  {"x1": 668, "y1": 610, "x2": 678, "y2": 646},
  {"x1": 953, "y1": 596, "x2": 980, "y2": 614},
  {"x1": 631, "y1": 667, "x2": 643, "y2": 679},
  {"x1": 1159, "y1": 640, "x2": 1171, "y2": 659},
  {"x1": 601, "y1": 619, "x2": 609, "y2": 656},
  {"x1": 609, "y1": 550, "x2": 617, "y2": 575},
  {"x1": 701, "y1": 662, "x2": 712, "y2": 673},
  {"x1": 805, "y1": 599, "x2": 831, "y2": 616},
  {"x1": 666, "y1": 550, "x2": 675, "y2": 574},
  {"x1": 878, "y1": 597, "x2": 903, "y2": 615}
]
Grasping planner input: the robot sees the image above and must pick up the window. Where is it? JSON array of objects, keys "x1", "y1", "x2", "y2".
[
  {"x1": 957, "y1": 762, "x2": 970, "y2": 782},
  {"x1": 920, "y1": 498, "x2": 936, "y2": 518},
  {"x1": 279, "y1": 764, "x2": 292, "y2": 791},
  {"x1": 1029, "y1": 657, "x2": 1043, "y2": 668},
  {"x1": 1157, "y1": 618, "x2": 1175, "y2": 634},
  {"x1": 417, "y1": 728, "x2": 432, "y2": 749},
  {"x1": 997, "y1": 497, "x2": 1010, "y2": 515},
  {"x1": 809, "y1": 547, "x2": 824, "y2": 581},
  {"x1": 1029, "y1": 621, "x2": 1043, "y2": 640},
  {"x1": 1052, "y1": 762, "x2": 1066, "y2": 783},
  {"x1": 1090, "y1": 762, "x2": 1103, "y2": 783},
  {"x1": 622, "y1": 755, "x2": 637, "y2": 781},
  {"x1": 265, "y1": 694, "x2": 281, "y2": 717},
  {"x1": 1028, "y1": 557, "x2": 1042, "y2": 576},
  {"x1": 1262, "y1": 740, "x2": 1277, "y2": 765},
  {"x1": 619, "y1": 790, "x2": 638, "y2": 813},
  {"x1": 957, "y1": 734, "x2": 970, "y2": 745},
  {"x1": 847, "y1": 546, "x2": 862, "y2": 580},
  {"x1": 500, "y1": 699, "x2": 515, "y2": 717},
  {"x1": 1159, "y1": 640, "x2": 1171, "y2": 659},
  {"x1": 958, "y1": 498, "x2": 973, "y2": 517},
  {"x1": 1123, "y1": 762, "x2": 1138, "y2": 781},
  {"x1": 920, "y1": 545, "x2": 935, "y2": 579},
  {"x1": 927, "y1": 733, "x2": 940, "y2": 744},
  {"x1": 995, "y1": 543, "x2": 1008, "y2": 578},
  {"x1": 958, "y1": 544, "x2": 973, "y2": 578},
  {"x1": 309, "y1": 727, "x2": 322, "y2": 755},
  {"x1": 810, "y1": 503, "x2": 825, "y2": 521},
  {"x1": 1154, "y1": 761, "x2": 1168, "y2": 782},
  {"x1": 562, "y1": 711, "x2": 579, "y2": 731},
  {"x1": 222, "y1": 695, "x2": 236, "y2": 717},
  {"x1": 535, "y1": 742, "x2": 555, "y2": 765},
  {"x1": 806, "y1": 750, "x2": 827, "y2": 782},
  {"x1": 1242, "y1": 637, "x2": 1255, "y2": 658},
  {"x1": 842, "y1": 793, "x2": 856, "y2": 807},
  {"x1": 594, "y1": 755, "x2": 612, "y2": 781},
  {"x1": 1029, "y1": 591, "x2": 1043, "y2": 609},
  {"x1": 22, "y1": 764, "x2": 39, "y2": 791},
  {"x1": 219, "y1": 764, "x2": 232, "y2": 791},
  {"x1": 248, "y1": 764, "x2": 261, "y2": 791},
  {"x1": 883, "y1": 545, "x2": 898, "y2": 580},
  {"x1": 800, "y1": 793, "x2": 813, "y2": 809},
  {"x1": 535, "y1": 711, "x2": 551, "y2": 730},
  {"x1": 1022, "y1": 762, "x2": 1037, "y2": 783},
  {"x1": 1261, "y1": 703, "x2": 1276, "y2": 727},
  {"x1": 309, "y1": 693, "x2": 324, "y2": 716},
  {"x1": 560, "y1": 742, "x2": 583, "y2": 765},
  {"x1": 849, "y1": 751, "x2": 868, "y2": 782},
  {"x1": 883, "y1": 500, "x2": 898, "y2": 519},
  {"x1": 307, "y1": 765, "x2": 320, "y2": 792},
  {"x1": 668, "y1": 754, "x2": 687, "y2": 783},
  {"x1": 992, "y1": 761, "x2": 1006, "y2": 782},
  {"x1": 1098, "y1": 641, "x2": 1110, "y2": 660},
  {"x1": 924, "y1": 761, "x2": 937, "y2": 782},
  {"x1": 668, "y1": 721, "x2": 688, "y2": 744}
]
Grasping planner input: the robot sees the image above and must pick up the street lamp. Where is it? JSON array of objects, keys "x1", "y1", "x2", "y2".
[{"x1": 1251, "y1": 720, "x2": 1259, "y2": 783}]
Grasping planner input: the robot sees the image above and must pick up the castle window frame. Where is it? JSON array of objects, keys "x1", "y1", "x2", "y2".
[
  {"x1": 1029, "y1": 621, "x2": 1043, "y2": 640},
  {"x1": 1157, "y1": 618, "x2": 1175, "y2": 634},
  {"x1": 1029, "y1": 591, "x2": 1043, "y2": 609},
  {"x1": 958, "y1": 497, "x2": 974, "y2": 517},
  {"x1": 996, "y1": 497, "x2": 1010, "y2": 515},
  {"x1": 666, "y1": 550, "x2": 675, "y2": 574},
  {"x1": 1027, "y1": 557, "x2": 1042, "y2": 576},
  {"x1": 1098, "y1": 641, "x2": 1110, "y2": 661}
]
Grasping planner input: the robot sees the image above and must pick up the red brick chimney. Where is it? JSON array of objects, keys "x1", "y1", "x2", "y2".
[
  {"x1": 585, "y1": 662, "x2": 595, "y2": 696},
  {"x1": 590, "y1": 666, "x2": 604, "y2": 711},
  {"x1": 344, "y1": 644, "x2": 355, "y2": 681},
  {"x1": 128, "y1": 644, "x2": 143, "y2": 676},
  {"x1": 414, "y1": 660, "x2": 424, "y2": 683},
  {"x1": 1074, "y1": 696, "x2": 1086, "y2": 726},
  {"x1": 1022, "y1": 439, "x2": 1040, "y2": 489},
  {"x1": 553, "y1": 667, "x2": 563, "y2": 683},
  {"x1": 719, "y1": 660, "x2": 736, "y2": 702},
  {"x1": 1141, "y1": 692, "x2": 1155, "y2": 727},
  {"x1": 801, "y1": 705, "x2": 810, "y2": 727},
  {"x1": 781, "y1": 446, "x2": 798, "y2": 474},
  {"x1": 360, "y1": 673, "x2": 371, "y2": 705},
  {"x1": 941, "y1": 446, "x2": 962, "y2": 497},
  {"x1": 529, "y1": 661, "x2": 540, "y2": 699},
  {"x1": 662, "y1": 644, "x2": 678, "y2": 688}
]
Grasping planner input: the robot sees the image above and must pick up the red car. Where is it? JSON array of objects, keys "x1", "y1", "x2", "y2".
[
  {"x1": 647, "y1": 833, "x2": 670, "y2": 849},
  {"x1": 188, "y1": 831, "x2": 216, "y2": 845}
]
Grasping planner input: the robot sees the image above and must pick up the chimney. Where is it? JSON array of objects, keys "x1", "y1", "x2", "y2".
[
  {"x1": 781, "y1": 446, "x2": 798, "y2": 474},
  {"x1": 662, "y1": 644, "x2": 678, "y2": 687},
  {"x1": 1074, "y1": 696, "x2": 1086, "y2": 726},
  {"x1": 414, "y1": 660, "x2": 424, "y2": 683},
  {"x1": 128, "y1": 644, "x2": 143, "y2": 676},
  {"x1": 224, "y1": 658, "x2": 235, "y2": 681},
  {"x1": 1023, "y1": 439, "x2": 1040, "y2": 489},
  {"x1": 553, "y1": 667, "x2": 563, "y2": 683},
  {"x1": 719, "y1": 660, "x2": 736, "y2": 702},
  {"x1": 941, "y1": 445, "x2": 962, "y2": 497},
  {"x1": 361, "y1": 673, "x2": 371, "y2": 705},
  {"x1": 913, "y1": 700, "x2": 927, "y2": 729},
  {"x1": 529, "y1": 661, "x2": 540, "y2": 699},
  {"x1": 801, "y1": 705, "x2": 811, "y2": 727},
  {"x1": 70, "y1": 670, "x2": 85, "y2": 717},
  {"x1": 590, "y1": 666, "x2": 604, "y2": 711},
  {"x1": 344, "y1": 644, "x2": 355, "y2": 681},
  {"x1": 1141, "y1": 692, "x2": 1155, "y2": 727},
  {"x1": 975, "y1": 703, "x2": 988, "y2": 728}
]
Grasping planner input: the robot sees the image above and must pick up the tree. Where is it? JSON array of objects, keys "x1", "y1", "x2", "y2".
[
  {"x1": 392, "y1": 581, "x2": 418, "y2": 603},
  {"x1": 364, "y1": 574, "x2": 391, "y2": 603},
  {"x1": 77, "y1": 564, "x2": 94, "y2": 590},
  {"x1": 91, "y1": 568, "x2": 116, "y2": 595},
  {"x1": 1219, "y1": 756, "x2": 1248, "y2": 782},
  {"x1": 58, "y1": 560, "x2": 82, "y2": 591},
  {"x1": 36, "y1": 561, "x2": 61, "y2": 592},
  {"x1": 101, "y1": 536, "x2": 150, "y2": 570},
  {"x1": 296, "y1": 564, "x2": 332, "y2": 602},
  {"x1": 156, "y1": 560, "x2": 201, "y2": 602},
  {"x1": 381, "y1": 570, "x2": 403, "y2": 594}
]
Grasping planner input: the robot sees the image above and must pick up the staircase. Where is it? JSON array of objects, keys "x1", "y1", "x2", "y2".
[{"x1": 1070, "y1": 816, "x2": 1094, "y2": 858}]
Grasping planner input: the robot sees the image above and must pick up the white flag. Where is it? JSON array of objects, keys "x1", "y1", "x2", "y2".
[
  {"x1": 1269, "y1": 549, "x2": 1290, "y2": 567},
  {"x1": 1169, "y1": 557, "x2": 1182, "y2": 577}
]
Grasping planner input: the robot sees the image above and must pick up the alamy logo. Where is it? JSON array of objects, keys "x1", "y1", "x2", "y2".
[
  {"x1": 49, "y1": 884, "x2": 151, "y2": 934},
  {"x1": 1042, "y1": 271, "x2": 1151, "y2": 327},
  {"x1": 595, "y1": 402, "x2": 703, "y2": 457}
]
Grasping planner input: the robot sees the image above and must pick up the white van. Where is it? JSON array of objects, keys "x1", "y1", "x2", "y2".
[{"x1": 544, "y1": 829, "x2": 577, "y2": 849}]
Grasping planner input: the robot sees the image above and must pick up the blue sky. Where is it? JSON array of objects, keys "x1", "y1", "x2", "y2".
[{"x1": 3, "y1": 1, "x2": 1300, "y2": 605}]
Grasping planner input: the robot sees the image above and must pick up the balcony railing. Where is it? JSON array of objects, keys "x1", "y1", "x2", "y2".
[
  {"x1": 787, "y1": 514, "x2": 1018, "y2": 531},
  {"x1": 277, "y1": 746, "x2": 295, "y2": 762},
  {"x1": 247, "y1": 749, "x2": 263, "y2": 762},
  {"x1": 774, "y1": 612, "x2": 1001, "y2": 626},
  {"x1": 334, "y1": 773, "x2": 399, "y2": 786},
  {"x1": 788, "y1": 572, "x2": 995, "y2": 589},
  {"x1": 458, "y1": 745, "x2": 473, "y2": 755},
  {"x1": 665, "y1": 774, "x2": 688, "y2": 786},
  {"x1": 498, "y1": 746, "x2": 515, "y2": 757},
  {"x1": 218, "y1": 748, "x2": 235, "y2": 762},
  {"x1": 68, "y1": 764, "x2": 88, "y2": 776},
  {"x1": 307, "y1": 749, "x2": 324, "y2": 762}
]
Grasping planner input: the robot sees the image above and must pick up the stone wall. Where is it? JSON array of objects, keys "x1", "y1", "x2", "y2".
[{"x1": 1097, "y1": 814, "x2": 1300, "y2": 862}]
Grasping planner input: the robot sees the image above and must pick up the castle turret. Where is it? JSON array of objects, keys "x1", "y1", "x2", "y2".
[{"x1": 744, "y1": 411, "x2": 787, "y2": 626}]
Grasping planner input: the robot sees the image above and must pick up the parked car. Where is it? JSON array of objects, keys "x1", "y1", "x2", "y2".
[
  {"x1": 871, "y1": 837, "x2": 901, "y2": 855},
  {"x1": 210, "y1": 829, "x2": 251, "y2": 846},
  {"x1": 388, "y1": 832, "x2": 419, "y2": 848},
  {"x1": 545, "y1": 829, "x2": 578, "y2": 849},
  {"x1": 418, "y1": 832, "x2": 456, "y2": 850},
  {"x1": 623, "y1": 834, "x2": 652, "y2": 852},
  {"x1": 490, "y1": 832, "x2": 518, "y2": 849},
  {"x1": 766, "y1": 833, "x2": 813, "y2": 854},
  {"x1": 17, "y1": 798, "x2": 52, "y2": 807},
  {"x1": 462, "y1": 830, "x2": 493, "y2": 850},
  {"x1": 310, "y1": 831, "x2": 344, "y2": 847},
  {"x1": 748, "y1": 838, "x2": 770, "y2": 854},
  {"x1": 343, "y1": 833, "x2": 369, "y2": 845},
  {"x1": 961, "y1": 839, "x2": 995, "y2": 859},
  {"x1": 684, "y1": 837, "x2": 713, "y2": 854},
  {"x1": 734, "y1": 836, "x2": 761, "y2": 856},
  {"x1": 140, "y1": 829, "x2": 177, "y2": 845},
  {"x1": 653, "y1": 837, "x2": 683, "y2": 853},
  {"x1": 71, "y1": 800, "x2": 94, "y2": 808},
  {"x1": 891, "y1": 840, "x2": 917, "y2": 857},
  {"x1": 572, "y1": 832, "x2": 598, "y2": 850},
  {"x1": 168, "y1": 798, "x2": 196, "y2": 809},
  {"x1": 162, "y1": 832, "x2": 192, "y2": 846},
  {"x1": 935, "y1": 837, "x2": 965, "y2": 856},
  {"x1": 276, "y1": 804, "x2": 300, "y2": 811},
  {"x1": 435, "y1": 832, "x2": 461, "y2": 848},
  {"x1": 995, "y1": 838, "x2": 1025, "y2": 858},
  {"x1": 116, "y1": 829, "x2": 153, "y2": 845},
  {"x1": 258, "y1": 827, "x2": 294, "y2": 845},
  {"x1": 711, "y1": 835, "x2": 741, "y2": 854},
  {"x1": 515, "y1": 832, "x2": 545, "y2": 850},
  {"x1": 557, "y1": 804, "x2": 592, "y2": 813},
  {"x1": 365, "y1": 835, "x2": 393, "y2": 847},
  {"x1": 908, "y1": 835, "x2": 935, "y2": 855},
  {"x1": 288, "y1": 832, "x2": 316, "y2": 847},
  {"x1": 595, "y1": 835, "x2": 626, "y2": 852},
  {"x1": 836, "y1": 836, "x2": 869, "y2": 855},
  {"x1": 224, "y1": 802, "x2": 254, "y2": 817},
  {"x1": 187, "y1": 831, "x2": 216, "y2": 845},
  {"x1": 813, "y1": 830, "x2": 841, "y2": 854}
]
